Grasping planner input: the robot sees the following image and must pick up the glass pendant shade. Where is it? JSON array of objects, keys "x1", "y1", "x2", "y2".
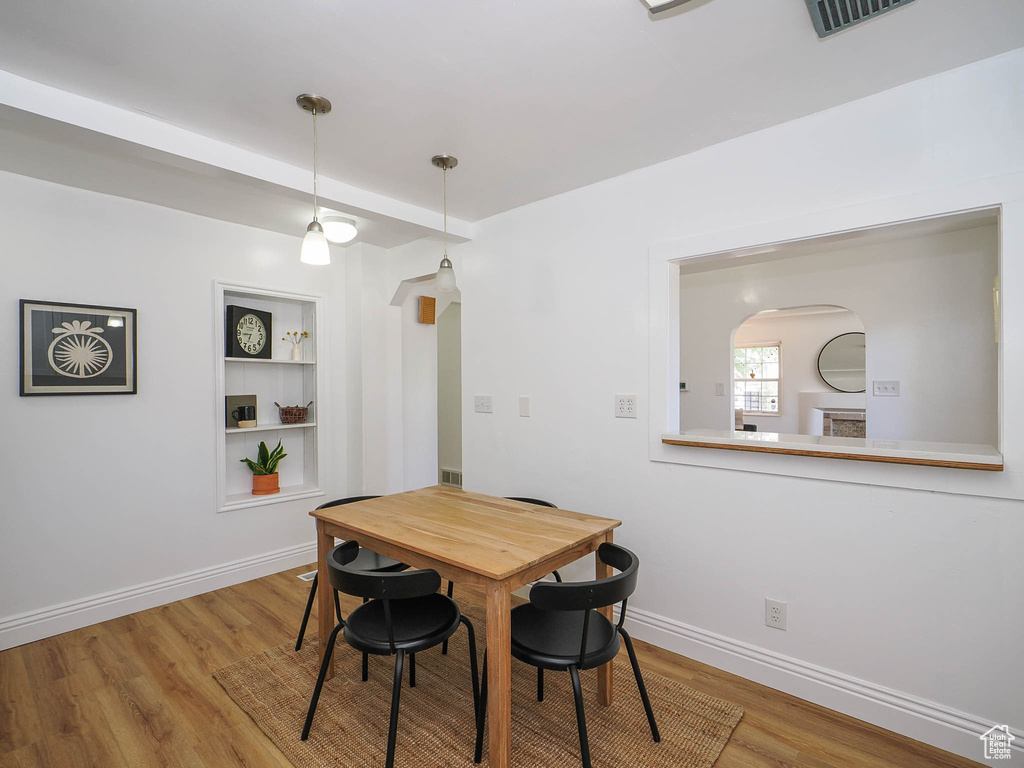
[
  {"x1": 300, "y1": 221, "x2": 331, "y2": 266},
  {"x1": 321, "y1": 216, "x2": 358, "y2": 244},
  {"x1": 436, "y1": 257, "x2": 457, "y2": 292}
]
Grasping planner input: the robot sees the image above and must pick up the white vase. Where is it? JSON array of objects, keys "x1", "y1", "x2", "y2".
[{"x1": 291, "y1": 346, "x2": 302, "y2": 361}]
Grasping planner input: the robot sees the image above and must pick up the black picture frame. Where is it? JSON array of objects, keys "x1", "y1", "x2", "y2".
[
  {"x1": 226, "y1": 305, "x2": 273, "y2": 359},
  {"x1": 20, "y1": 299, "x2": 137, "y2": 396}
]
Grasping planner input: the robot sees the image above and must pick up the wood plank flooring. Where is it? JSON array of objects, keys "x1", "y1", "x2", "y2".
[{"x1": 0, "y1": 565, "x2": 980, "y2": 768}]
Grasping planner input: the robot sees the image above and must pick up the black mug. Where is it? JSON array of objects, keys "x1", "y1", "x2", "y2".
[{"x1": 232, "y1": 405, "x2": 256, "y2": 422}]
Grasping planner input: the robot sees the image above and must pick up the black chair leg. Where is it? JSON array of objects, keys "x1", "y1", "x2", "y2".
[
  {"x1": 442, "y1": 580, "x2": 455, "y2": 655},
  {"x1": 295, "y1": 572, "x2": 318, "y2": 651},
  {"x1": 409, "y1": 652, "x2": 416, "y2": 687},
  {"x1": 360, "y1": 596, "x2": 370, "y2": 682},
  {"x1": 460, "y1": 615, "x2": 480, "y2": 713},
  {"x1": 474, "y1": 650, "x2": 487, "y2": 764},
  {"x1": 385, "y1": 650, "x2": 405, "y2": 768},
  {"x1": 301, "y1": 622, "x2": 344, "y2": 740},
  {"x1": 551, "y1": 570, "x2": 563, "y2": 582},
  {"x1": 334, "y1": 589, "x2": 342, "y2": 623},
  {"x1": 568, "y1": 665, "x2": 592, "y2": 768},
  {"x1": 537, "y1": 667, "x2": 544, "y2": 701},
  {"x1": 619, "y1": 627, "x2": 660, "y2": 742}
]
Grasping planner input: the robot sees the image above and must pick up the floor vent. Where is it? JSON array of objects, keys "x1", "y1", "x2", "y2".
[
  {"x1": 440, "y1": 468, "x2": 463, "y2": 488},
  {"x1": 805, "y1": 0, "x2": 915, "y2": 38},
  {"x1": 297, "y1": 570, "x2": 317, "y2": 582}
]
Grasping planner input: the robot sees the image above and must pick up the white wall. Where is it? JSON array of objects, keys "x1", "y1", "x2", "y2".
[
  {"x1": 732, "y1": 310, "x2": 864, "y2": 435},
  {"x1": 437, "y1": 302, "x2": 463, "y2": 474},
  {"x1": 0, "y1": 171, "x2": 360, "y2": 647},
  {"x1": 681, "y1": 224, "x2": 998, "y2": 444},
  {"x1": 456, "y1": 50, "x2": 1024, "y2": 760}
]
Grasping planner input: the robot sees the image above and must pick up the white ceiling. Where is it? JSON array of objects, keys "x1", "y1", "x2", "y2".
[{"x1": 0, "y1": 0, "x2": 1022, "y2": 224}]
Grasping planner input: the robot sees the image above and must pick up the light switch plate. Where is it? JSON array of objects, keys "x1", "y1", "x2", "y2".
[
  {"x1": 474, "y1": 395, "x2": 493, "y2": 413},
  {"x1": 519, "y1": 396, "x2": 530, "y2": 417},
  {"x1": 873, "y1": 380, "x2": 900, "y2": 397}
]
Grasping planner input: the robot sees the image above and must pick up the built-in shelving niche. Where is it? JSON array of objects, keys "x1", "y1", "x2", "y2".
[{"x1": 214, "y1": 282, "x2": 325, "y2": 512}]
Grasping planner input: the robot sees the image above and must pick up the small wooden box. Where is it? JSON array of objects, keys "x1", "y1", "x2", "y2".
[{"x1": 419, "y1": 296, "x2": 436, "y2": 325}]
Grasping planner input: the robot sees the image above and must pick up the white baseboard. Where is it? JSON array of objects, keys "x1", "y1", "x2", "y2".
[
  {"x1": 624, "y1": 606, "x2": 1022, "y2": 764},
  {"x1": 0, "y1": 541, "x2": 317, "y2": 651}
]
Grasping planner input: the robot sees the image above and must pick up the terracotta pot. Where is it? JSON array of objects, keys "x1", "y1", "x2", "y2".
[{"x1": 252, "y1": 473, "x2": 280, "y2": 496}]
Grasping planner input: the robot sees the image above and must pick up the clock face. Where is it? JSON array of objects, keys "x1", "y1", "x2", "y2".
[{"x1": 236, "y1": 313, "x2": 267, "y2": 355}]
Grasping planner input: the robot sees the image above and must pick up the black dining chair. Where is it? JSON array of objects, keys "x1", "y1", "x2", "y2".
[
  {"x1": 302, "y1": 541, "x2": 480, "y2": 768},
  {"x1": 439, "y1": 495, "x2": 563, "y2": 657},
  {"x1": 473, "y1": 542, "x2": 660, "y2": 768},
  {"x1": 295, "y1": 496, "x2": 408, "y2": 653}
]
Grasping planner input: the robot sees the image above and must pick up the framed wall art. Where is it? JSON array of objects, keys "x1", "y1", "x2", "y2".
[{"x1": 20, "y1": 299, "x2": 137, "y2": 396}]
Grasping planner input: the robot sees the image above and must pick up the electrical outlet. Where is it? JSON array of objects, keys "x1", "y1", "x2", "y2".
[
  {"x1": 615, "y1": 394, "x2": 638, "y2": 418},
  {"x1": 715, "y1": 383, "x2": 726, "y2": 396},
  {"x1": 474, "y1": 395, "x2": 493, "y2": 413},
  {"x1": 872, "y1": 380, "x2": 900, "y2": 397},
  {"x1": 765, "y1": 598, "x2": 787, "y2": 630}
]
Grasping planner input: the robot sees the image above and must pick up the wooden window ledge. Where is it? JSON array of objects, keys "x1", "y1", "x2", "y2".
[{"x1": 662, "y1": 430, "x2": 1003, "y2": 471}]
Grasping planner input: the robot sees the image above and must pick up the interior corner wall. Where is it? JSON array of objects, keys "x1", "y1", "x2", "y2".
[
  {"x1": 437, "y1": 302, "x2": 463, "y2": 475},
  {"x1": 456, "y1": 49, "x2": 1024, "y2": 761},
  {"x1": 0, "y1": 171, "x2": 357, "y2": 649},
  {"x1": 356, "y1": 237, "x2": 453, "y2": 494}
]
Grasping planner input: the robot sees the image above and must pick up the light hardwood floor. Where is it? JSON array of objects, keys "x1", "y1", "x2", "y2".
[{"x1": 0, "y1": 565, "x2": 980, "y2": 768}]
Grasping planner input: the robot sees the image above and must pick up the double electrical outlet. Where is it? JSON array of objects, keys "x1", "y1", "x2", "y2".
[
  {"x1": 765, "y1": 598, "x2": 787, "y2": 630},
  {"x1": 615, "y1": 394, "x2": 638, "y2": 418}
]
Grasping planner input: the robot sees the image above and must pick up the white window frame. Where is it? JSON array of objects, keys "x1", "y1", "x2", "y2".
[{"x1": 734, "y1": 342, "x2": 782, "y2": 417}]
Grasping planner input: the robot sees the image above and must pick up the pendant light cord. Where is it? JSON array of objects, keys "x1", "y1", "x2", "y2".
[
  {"x1": 311, "y1": 109, "x2": 319, "y2": 223},
  {"x1": 443, "y1": 166, "x2": 448, "y2": 257}
]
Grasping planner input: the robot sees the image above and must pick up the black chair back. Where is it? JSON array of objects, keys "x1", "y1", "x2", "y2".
[
  {"x1": 328, "y1": 541, "x2": 442, "y2": 654},
  {"x1": 328, "y1": 541, "x2": 440, "y2": 601},
  {"x1": 504, "y1": 497, "x2": 557, "y2": 508},
  {"x1": 528, "y1": 542, "x2": 639, "y2": 668},
  {"x1": 316, "y1": 495, "x2": 381, "y2": 510},
  {"x1": 529, "y1": 542, "x2": 637, "y2": 612}
]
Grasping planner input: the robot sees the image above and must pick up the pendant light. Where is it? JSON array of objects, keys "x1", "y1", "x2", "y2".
[
  {"x1": 320, "y1": 216, "x2": 358, "y2": 244},
  {"x1": 432, "y1": 154, "x2": 458, "y2": 292},
  {"x1": 297, "y1": 94, "x2": 332, "y2": 266}
]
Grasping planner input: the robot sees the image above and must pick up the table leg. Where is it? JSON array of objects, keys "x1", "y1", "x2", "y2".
[
  {"x1": 596, "y1": 531, "x2": 614, "y2": 706},
  {"x1": 486, "y1": 580, "x2": 512, "y2": 768},
  {"x1": 316, "y1": 520, "x2": 335, "y2": 680}
]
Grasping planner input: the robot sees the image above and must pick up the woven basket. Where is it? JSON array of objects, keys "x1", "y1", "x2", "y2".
[{"x1": 275, "y1": 401, "x2": 312, "y2": 424}]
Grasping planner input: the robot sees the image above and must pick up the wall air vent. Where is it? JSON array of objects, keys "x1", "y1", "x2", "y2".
[
  {"x1": 440, "y1": 468, "x2": 463, "y2": 488},
  {"x1": 805, "y1": 0, "x2": 916, "y2": 38}
]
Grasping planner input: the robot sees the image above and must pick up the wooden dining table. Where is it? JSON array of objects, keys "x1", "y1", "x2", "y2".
[{"x1": 311, "y1": 486, "x2": 621, "y2": 768}]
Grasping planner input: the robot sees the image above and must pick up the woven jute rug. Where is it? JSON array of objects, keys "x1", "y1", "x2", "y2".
[{"x1": 214, "y1": 601, "x2": 742, "y2": 768}]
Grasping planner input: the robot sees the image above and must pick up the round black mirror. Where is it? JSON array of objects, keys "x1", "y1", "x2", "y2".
[{"x1": 817, "y1": 332, "x2": 866, "y2": 393}]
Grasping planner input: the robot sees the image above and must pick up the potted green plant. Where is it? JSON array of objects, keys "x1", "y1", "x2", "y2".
[{"x1": 240, "y1": 439, "x2": 287, "y2": 495}]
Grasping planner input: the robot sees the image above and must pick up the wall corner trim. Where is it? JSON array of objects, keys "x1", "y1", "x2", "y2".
[
  {"x1": 0, "y1": 541, "x2": 316, "y2": 652},
  {"x1": 624, "y1": 606, "x2": 1022, "y2": 762}
]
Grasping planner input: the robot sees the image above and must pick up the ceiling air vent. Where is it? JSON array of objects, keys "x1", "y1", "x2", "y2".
[{"x1": 805, "y1": 0, "x2": 916, "y2": 38}]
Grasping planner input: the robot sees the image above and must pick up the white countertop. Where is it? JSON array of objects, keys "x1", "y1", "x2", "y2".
[{"x1": 662, "y1": 429, "x2": 1003, "y2": 469}]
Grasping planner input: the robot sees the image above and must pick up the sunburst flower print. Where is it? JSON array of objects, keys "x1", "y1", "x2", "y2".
[{"x1": 47, "y1": 320, "x2": 113, "y2": 378}]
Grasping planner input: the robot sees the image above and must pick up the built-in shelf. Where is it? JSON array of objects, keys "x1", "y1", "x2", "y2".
[
  {"x1": 662, "y1": 429, "x2": 1003, "y2": 471},
  {"x1": 226, "y1": 422, "x2": 317, "y2": 434},
  {"x1": 220, "y1": 483, "x2": 325, "y2": 513},
  {"x1": 216, "y1": 282, "x2": 323, "y2": 512}
]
